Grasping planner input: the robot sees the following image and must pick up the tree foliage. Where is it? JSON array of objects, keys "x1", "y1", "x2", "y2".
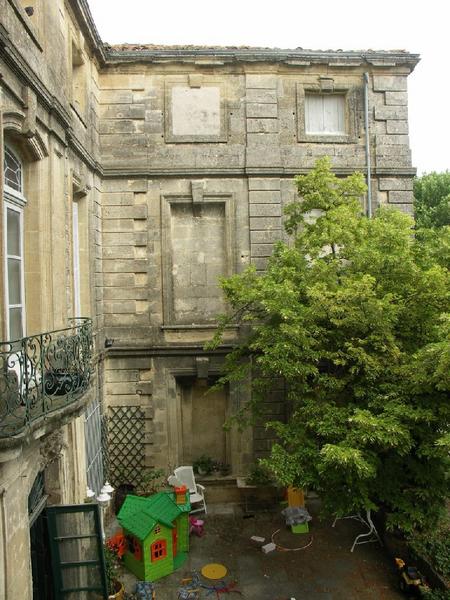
[
  {"x1": 212, "y1": 157, "x2": 450, "y2": 533},
  {"x1": 414, "y1": 171, "x2": 450, "y2": 229}
]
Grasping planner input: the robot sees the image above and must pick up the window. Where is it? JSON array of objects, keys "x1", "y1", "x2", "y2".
[
  {"x1": 72, "y1": 199, "x2": 80, "y2": 316},
  {"x1": 305, "y1": 94, "x2": 345, "y2": 135},
  {"x1": 297, "y1": 83, "x2": 358, "y2": 144},
  {"x1": 3, "y1": 146, "x2": 26, "y2": 341},
  {"x1": 150, "y1": 539, "x2": 167, "y2": 562},
  {"x1": 4, "y1": 146, "x2": 23, "y2": 193}
]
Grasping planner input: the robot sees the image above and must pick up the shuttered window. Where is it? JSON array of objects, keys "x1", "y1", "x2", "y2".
[{"x1": 305, "y1": 94, "x2": 345, "y2": 135}]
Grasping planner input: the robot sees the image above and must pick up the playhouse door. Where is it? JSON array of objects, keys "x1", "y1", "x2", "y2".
[{"x1": 172, "y1": 527, "x2": 178, "y2": 558}]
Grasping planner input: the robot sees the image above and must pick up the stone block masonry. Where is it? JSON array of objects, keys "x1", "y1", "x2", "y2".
[
  {"x1": 248, "y1": 180, "x2": 282, "y2": 272},
  {"x1": 0, "y1": 5, "x2": 421, "y2": 597}
]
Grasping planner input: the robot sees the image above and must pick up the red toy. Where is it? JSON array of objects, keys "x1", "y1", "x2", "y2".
[{"x1": 189, "y1": 516, "x2": 205, "y2": 537}]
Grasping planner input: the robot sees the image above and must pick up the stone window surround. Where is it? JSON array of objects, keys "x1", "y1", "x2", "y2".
[
  {"x1": 296, "y1": 81, "x2": 359, "y2": 144},
  {"x1": 164, "y1": 80, "x2": 228, "y2": 143},
  {"x1": 160, "y1": 186, "x2": 235, "y2": 326}
]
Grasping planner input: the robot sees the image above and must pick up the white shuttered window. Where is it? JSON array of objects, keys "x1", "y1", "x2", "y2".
[{"x1": 305, "y1": 94, "x2": 345, "y2": 135}]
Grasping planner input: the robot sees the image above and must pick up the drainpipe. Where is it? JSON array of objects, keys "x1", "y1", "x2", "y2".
[{"x1": 364, "y1": 72, "x2": 372, "y2": 218}]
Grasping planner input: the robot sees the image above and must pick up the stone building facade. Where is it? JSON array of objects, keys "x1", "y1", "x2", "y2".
[
  {"x1": 99, "y1": 46, "x2": 418, "y2": 484},
  {"x1": 0, "y1": 1, "x2": 104, "y2": 598},
  {"x1": 0, "y1": 1, "x2": 419, "y2": 598}
]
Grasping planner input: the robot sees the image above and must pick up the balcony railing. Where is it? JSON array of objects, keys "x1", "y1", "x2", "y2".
[{"x1": 0, "y1": 318, "x2": 93, "y2": 438}]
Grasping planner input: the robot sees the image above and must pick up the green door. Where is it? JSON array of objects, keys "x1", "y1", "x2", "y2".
[{"x1": 47, "y1": 504, "x2": 108, "y2": 600}]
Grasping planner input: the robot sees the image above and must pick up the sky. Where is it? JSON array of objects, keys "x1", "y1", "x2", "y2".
[{"x1": 88, "y1": 0, "x2": 449, "y2": 175}]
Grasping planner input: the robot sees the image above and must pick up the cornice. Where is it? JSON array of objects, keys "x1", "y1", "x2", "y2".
[
  {"x1": 106, "y1": 344, "x2": 235, "y2": 357},
  {"x1": 0, "y1": 25, "x2": 101, "y2": 173},
  {"x1": 105, "y1": 47, "x2": 420, "y2": 72},
  {"x1": 101, "y1": 166, "x2": 417, "y2": 179},
  {"x1": 68, "y1": 0, "x2": 106, "y2": 65}
]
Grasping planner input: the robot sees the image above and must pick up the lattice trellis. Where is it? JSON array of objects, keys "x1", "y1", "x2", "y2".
[{"x1": 107, "y1": 406, "x2": 145, "y2": 487}]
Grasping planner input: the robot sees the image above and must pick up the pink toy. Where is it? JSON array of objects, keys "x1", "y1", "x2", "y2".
[{"x1": 189, "y1": 516, "x2": 204, "y2": 537}]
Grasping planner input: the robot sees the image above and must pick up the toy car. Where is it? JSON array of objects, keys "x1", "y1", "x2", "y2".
[{"x1": 395, "y1": 558, "x2": 430, "y2": 596}]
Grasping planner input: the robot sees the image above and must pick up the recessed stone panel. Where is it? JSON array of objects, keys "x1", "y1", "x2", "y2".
[
  {"x1": 172, "y1": 86, "x2": 220, "y2": 136},
  {"x1": 165, "y1": 84, "x2": 227, "y2": 143},
  {"x1": 169, "y1": 203, "x2": 227, "y2": 323}
]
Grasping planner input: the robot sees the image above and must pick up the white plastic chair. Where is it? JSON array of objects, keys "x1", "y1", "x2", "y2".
[{"x1": 169, "y1": 466, "x2": 207, "y2": 514}]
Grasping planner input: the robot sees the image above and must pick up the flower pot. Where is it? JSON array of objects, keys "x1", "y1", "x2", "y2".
[{"x1": 109, "y1": 580, "x2": 125, "y2": 600}]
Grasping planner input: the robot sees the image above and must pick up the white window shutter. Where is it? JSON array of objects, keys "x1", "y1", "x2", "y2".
[{"x1": 305, "y1": 95, "x2": 345, "y2": 134}]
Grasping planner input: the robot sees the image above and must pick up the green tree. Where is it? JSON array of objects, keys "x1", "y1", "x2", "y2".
[
  {"x1": 414, "y1": 171, "x2": 450, "y2": 228},
  {"x1": 212, "y1": 157, "x2": 450, "y2": 533}
]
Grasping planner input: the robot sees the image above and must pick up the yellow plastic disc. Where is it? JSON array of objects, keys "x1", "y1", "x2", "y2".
[{"x1": 201, "y1": 563, "x2": 228, "y2": 580}]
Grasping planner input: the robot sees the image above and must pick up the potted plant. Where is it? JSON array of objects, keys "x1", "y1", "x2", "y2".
[
  {"x1": 241, "y1": 463, "x2": 281, "y2": 509},
  {"x1": 246, "y1": 463, "x2": 275, "y2": 487},
  {"x1": 193, "y1": 455, "x2": 215, "y2": 476},
  {"x1": 216, "y1": 461, "x2": 231, "y2": 476},
  {"x1": 104, "y1": 535, "x2": 126, "y2": 600}
]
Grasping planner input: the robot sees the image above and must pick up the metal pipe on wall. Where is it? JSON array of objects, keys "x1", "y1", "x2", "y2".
[{"x1": 364, "y1": 72, "x2": 372, "y2": 218}]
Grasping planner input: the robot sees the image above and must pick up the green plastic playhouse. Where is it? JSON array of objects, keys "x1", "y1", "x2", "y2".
[{"x1": 117, "y1": 488, "x2": 191, "y2": 582}]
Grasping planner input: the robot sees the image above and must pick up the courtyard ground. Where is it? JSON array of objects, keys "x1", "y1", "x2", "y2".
[{"x1": 108, "y1": 498, "x2": 404, "y2": 600}]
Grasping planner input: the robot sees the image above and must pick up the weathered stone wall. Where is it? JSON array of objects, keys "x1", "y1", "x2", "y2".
[
  {"x1": 0, "y1": 3, "x2": 421, "y2": 592},
  {"x1": 97, "y1": 55, "x2": 418, "y2": 481},
  {"x1": 0, "y1": 2, "x2": 103, "y2": 598}
]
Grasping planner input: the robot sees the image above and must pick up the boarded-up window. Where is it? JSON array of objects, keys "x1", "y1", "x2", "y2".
[
  {"x1": 170, "y1": 203, "x2": 226, "y2": 324},
  {"x1": 305, "y1": 94, "x2": 345, "y2": 135},
  {"x1": 171, "y1": 87, "x2": 220, "y2": 136}
]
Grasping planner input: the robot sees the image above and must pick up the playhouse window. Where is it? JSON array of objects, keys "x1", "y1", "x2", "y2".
[
  {"x1": 151, "y1": 539, "x2": 167, "y2": 562},
  {"x1": 154, "y1": 525, "x2": 161, "y2": 534}
]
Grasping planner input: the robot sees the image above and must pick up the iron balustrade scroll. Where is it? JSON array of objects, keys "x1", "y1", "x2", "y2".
[{"x1": 0, "y1": 318, "x2": 93, "y2": 438}]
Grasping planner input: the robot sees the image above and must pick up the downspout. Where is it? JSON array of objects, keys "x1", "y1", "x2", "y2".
[{"x1": 364, "y1": 72, "x2": 372, "y2": 218}]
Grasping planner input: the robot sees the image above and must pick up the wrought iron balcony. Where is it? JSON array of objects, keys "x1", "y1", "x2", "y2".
[{"x1": 0, "y1": 318, "x2": 93, "y2": 438}]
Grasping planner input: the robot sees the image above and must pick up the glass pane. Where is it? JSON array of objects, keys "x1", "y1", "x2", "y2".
[
  {"x1": 7, "y1": 209, "x2": 21, "y2": 256},
  {"x1": 9, "y1": 307, "x2": 23, "y2": 340},
  {"x1": 59, "y1": 537, "x2": 99, "y2": 563},
  {"x1": 55, "y1": 510, "x2": 96, "y2": 538},
  {"x1": 323, "y1": 95, "x2": 345, "y2": 134},
  {"x1": 61, "y1": 564, "x2": 103, "y2": 592},
  {"x1": 8, "y1": 258, "x2": 22, "y2": 304},
  {"x1": 3, "y1": 147, "x2": 22, "y2": 192},
  {"x1": 305, "y1": 94, "x2": 345, "y2": 134},
  {"x1": 305, "y1": 95, "x2": 324, "y2": 133}
]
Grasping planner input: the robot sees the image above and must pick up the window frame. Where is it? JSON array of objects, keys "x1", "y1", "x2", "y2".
[
  {"x1": 3, "y1": 145, "x2": 27, "y2": 341},
  {"x1": 72, "y1": 199, "x2": 81, "y2": 317},
  {"x1": 150, "y1": 539, "x2": 167, "y2": 562},
  {"x1": 305, "y1": 93, "x2": 346, "y2": 136},
  {"x1": 296, "y1": 83, "x2": 359, "y2": 144}
]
